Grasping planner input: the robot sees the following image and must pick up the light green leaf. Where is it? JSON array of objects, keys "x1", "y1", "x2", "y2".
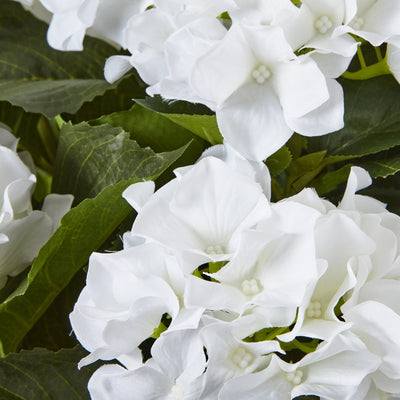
[
  {"x1": 136, "y1": 96, "x2": 222, "y2": 145},
  {"x1": 162, "y1": 113, "x2": 222, "y2": 145},
  {"x1": 0, "y1": 346, "x2": 97, "y2": 400},
  {"x1": 313, "y1": 165, "x2": 353, "y2": 196},
  {"x1": 308, "y1": 76, "x2": 400, "y2": 157},
  {"x1": 0, "y1": 1, "x2": 134, "y2": 117},
  {"x1": 52, "y1": 122, "x2": 187, "y2": 204},
  {"x1": 286, "y1": 151, "x2": 327, "y2": 194},
  {"x1": 265, "y1": 146, "x2": 292, "y2": 176}
]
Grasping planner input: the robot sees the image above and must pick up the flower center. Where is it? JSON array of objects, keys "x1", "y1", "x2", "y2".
[
  {"x1": 240, "y1": 278, "x2": 263, "y2": 296},
  {"x1": 285, "y1": 370, "x2": 304, "y2": 385},
  {"x1": 205, "y1": 244, "x2": 226, "y2": 255},
  {"x1": 315, "y1": 15, "x2": 333, "y2": 34},
  {"x1": 349, "y1": 16, "x2": 364, "y2": 30},
  {"x1": 252, "y1": 64, "x2": 272, "y2": 85},
  {"x1": 231, "y1": 346, "x2": 255, "y2": 369},
  {"x1": 171, "y1": 383, "x2": 184, "y2": 400},
  {"x1": 306, "y1": 300, "x2": 322, "y2": 318}
]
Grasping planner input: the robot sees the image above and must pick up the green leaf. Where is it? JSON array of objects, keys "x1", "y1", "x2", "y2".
[
  {"x1": 20, "y1": 271, "x2": 86, "y2": 352},
  {"x1": 52, "y1": 122, "x2": 187, "y2": 204},
  {"x1": 313, "y1": 164, "x2": 353, "y2": 196},
  {"x1": 308, "y1": 76, "x2": 400, "y2": 157},
  {"x1": 62, "y1": 72, "x2": 146, "y2": 123},
  {"x1": 136, "y1": 95, "x2": 213, "y2": 115},
  {"x1": 92, "y1": 105, "x2": 208, "y2": 186},
  {"x1": 93, "y1": 104, "x2": 206, "y2": 154},
  {"x1": 265, "y1": 146, "x2": 292, "y2": 176},
  {"x1": 358, "y1": 152, "x2": 400, "y2": 178},
  {"x1": 136, "y1": 97, "x2": 223, "y2": 145},
  {"x1": 0, "y1": 102, "x2": 47, "y2": 167},
  {"x1": 360, "y1": 173, "x2": 400, "y2": 215},
  {"x1": 0, "y1": 149, "x2": 185, "y2": 356},
  {"x1": 0, "y1": 1, "x2": 133, "y2": 117},
  {"x1": 285, "y1": 151, "x2": 327, "y2": 194},
  {"x1": 0, "y1": 346, "x2": 97, "y2": 400},
  {"x1": 162, "y1": 113, "x2": 222, "y2": 145}
]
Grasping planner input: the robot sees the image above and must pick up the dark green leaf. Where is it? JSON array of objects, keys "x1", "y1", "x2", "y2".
[
  {"x1": 93, "y1": 105, "x2": 208, "y2": 186},
  {"x1": 308, "y1": 76, "x2": 400, "y2": 157},
  {"x1": 0, "y1": 346, "x2": 97, "y2": 400},
  {"x1": 136, "y1": 95, "x2": 213, "y2": 115},
  {"x1": 0, "y1": 102, "x2": 46, "y2": 167},
  {"x1": 358, "y1": 153, "x2": 400, "y2": 178},
  {"x1": 62, "y1": 72, "x2": 146, "y2": 123},
  {"x1": 93, "y1": 104, "x2": 206, "y2": 153},
  {"x1": 0, "y1": 1, "x2": 133, "y2": 117},
  {"x1": 52, "y1": 122, "x2": 187, "y2": 204},
  {"x1": 360, "y1": 173, "x2": 400, "y2": 215},
  {"x1": 20, "y1": 271, "x2": 86, "y2": 352}
]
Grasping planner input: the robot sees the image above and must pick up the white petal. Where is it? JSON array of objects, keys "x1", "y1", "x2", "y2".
[
  {"x1": 285, "y1": 78, "x2": 344, "y2": 136},
  {"x1": 41, "y1": 193, "x2": 73, "y2": 231},
  {"x1": 0, "y1": 211, "x2": 53, "y2": 283},
  {"x1": 273, "y1": 57, "x2": 329, "y2": 119},
  {"x1": 0, "y1": 126, "x2": 18, "y2": 150},
  {"x1": 217, "y1": 81, "x2": 293, "y2": 161},
  {"x1": 190, "y1": 22, "x2": 255, "y2": 105},
  {"x1": 104, "y1": 55, "x2": 132, "y2": 84},
  {"x1": 339, "y1": 166, "x2": 372, "y2": 210},
  {"x1": 345, "y1": 301, "x2": 400, "y2": 379},
  {"x1": 122, "y1": 181, "x2": 155, "y2": 213}
]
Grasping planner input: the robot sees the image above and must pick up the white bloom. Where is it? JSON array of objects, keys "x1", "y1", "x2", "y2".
[
  {"x1": 190, "y1": 22, "x2": 344, "y2": 160},
  {"x1": 40, "y1": 0, "x2": 152, "y2": 50},
  {"x1": 70, "y1": 242, "x2": 203, "y2": 367},
  {"x1": 219, "y1": 331, "x2": 379, "y2": 400},
  {"x1": 229, "y1": 0, "x2": 299, "y2": 26},
  {"x1": 88, "y1": 329, "x2": 206, "y2": 400},
  {"x1": 344, "y1": 301, "x2": 400, "y2": 397},
  {"x1": 185, "y1": 200, "x2": 319, "y2": 327},
  {"x1": 338, "y1": 0, "x2": 400, "y2": 46},
  {"x1": 125, "y1": 155, "x2": 270, "y2": 269},
  {"x1": 0, "y1": 128, "x2": 72, "y2": 289},
  {"x1": 200, "y1": 316, "x2": 281, "y2": 398},
  {"x1": 387, "y1": 44, "x2": 400, "y2": 85}
]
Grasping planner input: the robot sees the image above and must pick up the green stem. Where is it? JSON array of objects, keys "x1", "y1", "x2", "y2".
[
  {"x1": 357, "y1": 45, "x2": 367, "y2": 68},
  {"x1": 375, "y1": 46, "x2": 383, "y2": 61},
  {"x1": 341, "y1": 58, "x2": 391, "y2": 80}
]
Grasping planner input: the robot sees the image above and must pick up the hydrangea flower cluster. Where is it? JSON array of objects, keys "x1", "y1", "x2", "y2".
[
  {"x1": 15, "y1": 0, "x2": 400, "y2": 161},
  {"x1": 70, "y1": 145, "x2": 400, "y2": 399},
  {"x1": 0, "y1": 126, "x2": 73, "y2": 289}
]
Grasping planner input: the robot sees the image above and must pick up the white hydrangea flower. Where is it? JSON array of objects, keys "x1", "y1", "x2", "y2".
[
  {"x1": 189, "y1": 21, "x2": 344, "y2": 160},
  {"x1": 39, "y1": 0, "x2": 152, "y2": 50},
  {"x1": 0, "y1": 127, "x2": 73, "y2": 289},
  {"x1": 88, "y1": 329, "x2": 207, "y2": 400},
  {"x1": 185, "y1": 200, "x2": 320, "y2": 328},
  {"x1": 387, "y1": 43, "x2": 400, "y2": 84},
  {"x1": 219, "y1": 331, "x2": 379, "y2": 400},
  {"x1": 71, "y1": 146, "x2": 400, "y2": 399},
  {"x1": 70, "y1": 242, "x2": 204, "y2": 368},
  {"x1": 337, "y1": 0, "x2": 400, "y2": 46},
  {"x1": 125, "y1": 155, "x2": 271, "y2": 269}
]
